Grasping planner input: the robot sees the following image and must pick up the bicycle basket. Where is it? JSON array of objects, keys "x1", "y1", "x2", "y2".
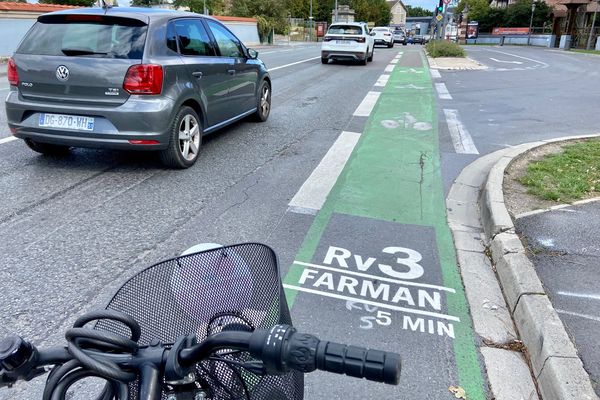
[{"x1": 94, "y1": 243, "x2": 303, "y2": 400}]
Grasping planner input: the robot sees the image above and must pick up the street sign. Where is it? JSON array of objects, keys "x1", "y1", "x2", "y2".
[
  {"x1": 436, "y1": 14, "x2": 443, "y2": 22},
  {"x1": 443, "y1": 0, "x2": 451, "y2": 4}
]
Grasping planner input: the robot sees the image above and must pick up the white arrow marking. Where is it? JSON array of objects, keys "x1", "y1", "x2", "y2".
[{"x1": 489, "y1": 57, "x2": 523, "y2": 64}]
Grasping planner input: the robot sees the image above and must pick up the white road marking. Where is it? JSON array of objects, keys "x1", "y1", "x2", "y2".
[
  {"x1": 390, "y1": 58, "x2": 399, "y2": 64},
  {"x1": 515, "y1": 197, "x2": 600, "y2": 219},
  {"x1": 0, "y1": 136, "x2": 17, "y2": 145},
  {"x1": 556, "y1": 309, "x2": 600, "y2": 323},
  {"x1": 443, "y1": 109, "x2": 479, "y2": 154},
  {"x1": 430, "y1": 69, "x2": 441, "y2": 79},
  {"x1": 385, "y1": 64, "x2": 395, "y2": 73},
  {"x1": 485, "y1": 49, "x2": 549, "y2": 68},
  {"x1": 292, "y1": 261, "x2": 456, "y2": 292},
  {"x1": 489, "y1": 57, "x2": 523, "y2": 64},
  {"x1": 435, "y1": 83, "x2": 452, "y2": 100},
  {"x1": 268, "y1": 56, "x2": 321, "y2": 71},
  {"x1": 283, "y1": 284, "x2": 461, "y2": 322},
  {"x1": 374, "y1": 74, "x2": 390, "y2": 87},
  {"x1": 557, "y1": 291, "x2": 600, "y2": 301},
  {"x1": 288, "y1": 131, "x2": 361, "y2": 214},
  {"x1": 353, "y1": 91, "x2": 381, "y2": 117}
]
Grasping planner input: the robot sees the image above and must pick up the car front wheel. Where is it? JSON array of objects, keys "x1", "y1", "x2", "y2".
[
  {"x1": 251, "y1": 80, "x2": 271, "y2": 122},
  {"x1": 159, "y1": 106, "x2": 202, "y2": 169}
]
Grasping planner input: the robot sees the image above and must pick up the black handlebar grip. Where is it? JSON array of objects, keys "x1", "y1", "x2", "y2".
[
  {"x1": 248, "y1": 325, "x2": 400, "y2": 385},
  {"x1": 315, "y1": 341, "x2": 401, "y2": 385}
]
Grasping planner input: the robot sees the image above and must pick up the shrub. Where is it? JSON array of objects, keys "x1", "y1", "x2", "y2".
[{"x1": 425, "y1": 40, "x2": 466, "y2": 58}]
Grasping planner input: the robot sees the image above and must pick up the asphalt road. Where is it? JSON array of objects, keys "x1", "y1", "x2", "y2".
[
  {"x1": 0, "y1": 44, "x2": 599, "y2": 399},
  {"x1": 437, "y1": 46, "x2": 600, "y2": 193},
  {"x1": 515, "y1": 201, "x2": 600, "y2": 396}
]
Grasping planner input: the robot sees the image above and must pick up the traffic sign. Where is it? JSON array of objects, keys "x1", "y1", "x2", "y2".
[
  {"x1": 436, "y1": 14, "x2": 443, "y2": 22},
  {"x1": 443, "y1": 0, "x2": 451, "y2": 4}
]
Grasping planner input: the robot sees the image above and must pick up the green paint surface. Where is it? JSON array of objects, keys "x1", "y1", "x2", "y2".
[{"x1": 283, "y1": 50, "x2": 486, "y2": 399}]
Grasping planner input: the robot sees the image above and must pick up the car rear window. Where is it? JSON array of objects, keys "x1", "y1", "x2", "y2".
[
  {"x1": 17, "y1": 15, "x2": 147, "y2": 59},
  {"x1": 373, "y1": 28, "x2": 388, "y2": 31},
  {"x1": 328, "y1": 25, "x2": 362, "y2": 35}
]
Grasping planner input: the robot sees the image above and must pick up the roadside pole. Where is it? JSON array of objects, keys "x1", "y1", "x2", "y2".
[
  {"x1": 441, "y1": 4, "x2": 449, "y2": 40},
  {"x1": 586, "y1": 0, "x2": 599, "y2": 50}
]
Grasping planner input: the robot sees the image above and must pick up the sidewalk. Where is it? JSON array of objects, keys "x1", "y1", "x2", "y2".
[{"x1": 451, "y1": 135, "x2": 600, "y2": 399}]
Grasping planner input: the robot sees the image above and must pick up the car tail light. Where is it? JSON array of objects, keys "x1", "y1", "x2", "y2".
[
  {"x1": 129, "y1": 140, "x2": 160, "y2": 145},
  {"x1": 123, "y1": 64, "x2": 163, "y2": 95},
  {"x1": 355, "y1": 37, "x2": 366, "y2": 43},
  {"x1": 7, "y1": 58, "x2": 19, "y2": 86},
  {"x1": 324, "y1": 36, "x2": 333, "y2": 42},
  {"x1": 384, "y1": 33, "x2": 391, "y2": 36}
]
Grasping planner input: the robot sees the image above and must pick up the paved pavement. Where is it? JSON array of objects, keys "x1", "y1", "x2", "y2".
[{"x1": 516, "y1": 200, "x2": 600, "y2": 396}]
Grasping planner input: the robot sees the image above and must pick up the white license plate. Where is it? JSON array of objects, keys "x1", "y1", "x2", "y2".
[
  {"x1": 335, "y1": 40, "x2": 351, "y2": 45},
  {"x1": 39, "y1": 113, "x2": 94, "y2": 131}
]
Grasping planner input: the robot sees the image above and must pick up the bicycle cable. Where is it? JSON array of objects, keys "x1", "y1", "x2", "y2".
[{"x1": 42, "y1": 310, "x2": 141, "y2": 400}]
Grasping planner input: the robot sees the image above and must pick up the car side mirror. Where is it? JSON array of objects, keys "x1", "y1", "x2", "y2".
[
  {"x1": 370, "y1": 32, "x2": 376, "y2": 36},
  {"x1": 247, "y1": 48, "x2": 258, "y2": 59}
]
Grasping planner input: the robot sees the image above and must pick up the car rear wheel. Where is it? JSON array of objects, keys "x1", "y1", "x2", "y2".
[
  {"x1": 159, "y1": 106, "x2": 201, "y2": 169},
  {"x1": 25, "y1": 139, "x2": 70, "y2": 155},
  {"x1": 250, "y1": 80, "x2": 271, "y2": 122},
  {"x1": 367, "y1": 49, "x2": 373, "y2": 62},
  {"x1": 321, "y1": 57, "x2": 328, "y2": 64},
  {"x1": 361, "y1": 51, "x2": 368, "y2": 65}
]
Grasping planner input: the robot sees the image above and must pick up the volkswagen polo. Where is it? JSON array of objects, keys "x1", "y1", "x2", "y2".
[{"x1": 5, "y1": 7, "x2": 271, "y2": 168}]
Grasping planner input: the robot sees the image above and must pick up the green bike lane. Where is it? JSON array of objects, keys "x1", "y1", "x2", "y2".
[{"x1": 282, "y1": 49, "x2": 488, "y2": 399}]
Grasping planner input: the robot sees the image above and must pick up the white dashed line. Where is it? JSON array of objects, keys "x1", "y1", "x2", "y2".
[
  {"x1": 556, "y1": 309, "x2": 600, "y2": 323},
  {"x1": 443, "y1": 109, "x2": 479, "y2": 154},
  {"x1": 430, "y1": 69, "x2": 441, "y2": 79},
  {"x1": 353, "y1": 91, "x2": 381, "y2": 117},
  {"x1": 375, "y1": 74, "x2": 390, "y2": 87},
  {"x1": 390, "y1": 58, "x2": 399, "y2": 64},
  {"x1": 557, "y1": 291, "x2": 600, "y2": 301},
  {"x1": 384, "y1": 64, "x2": 395, "y2": 73},
  {"x1": 435, "y1": 83, "x2": 452, "y2": 100},
  {"x1": 288, "y1": 131, "x2": 361, "y2": 215},
  {"x1": 0, "y1": 136, "x2": 17, "y2": 145},
  {"x1": 268, "y1": 56, "x2": 321, "y2": 71}
]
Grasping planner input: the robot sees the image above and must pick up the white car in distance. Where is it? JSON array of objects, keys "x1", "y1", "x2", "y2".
[
  {"x1": 371, "y1": 26, "x2": 394, "y2": 48},
  {"x1": 321, "y1": 22, "x2": 375, "y2": 65}
]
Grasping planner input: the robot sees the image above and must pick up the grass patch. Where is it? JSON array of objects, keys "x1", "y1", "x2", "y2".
[
  {"x1": 571, "y1": 49, "x2": 600, "y2": 55},
  {"x1": 519, "y1": 139, "x2": 600, "y2": 202},
  {"x1": 425, "y1": 40, "x2": 466, "y2": 58}
]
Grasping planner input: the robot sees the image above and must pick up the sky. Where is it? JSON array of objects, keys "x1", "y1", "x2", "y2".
[{"x1": 403, "y1": 0, "x2": 439, "y2": 11}]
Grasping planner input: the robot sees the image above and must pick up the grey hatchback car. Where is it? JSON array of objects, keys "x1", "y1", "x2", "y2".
[{"x1": 5, "y1": 7, "x2": 271, "y2": 168}]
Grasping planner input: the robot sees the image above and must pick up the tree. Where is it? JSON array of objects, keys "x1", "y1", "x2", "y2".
[
  {"x1": 130, "y1": 0, "x2": 160, "y2": 7},
  {"x1": 505, "y1": 0, "x2": 551, "y2": 27},
  {"x1": 405, "y1": 5, "x2": 433, "y2": 17},
  {"x1": 173, "y1": 0, "x2": 225, "y2": 14}
]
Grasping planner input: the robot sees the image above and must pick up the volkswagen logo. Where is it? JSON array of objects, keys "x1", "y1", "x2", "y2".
[{"x1": 56, "y1": 65, "x2": 69, "y2": 82}]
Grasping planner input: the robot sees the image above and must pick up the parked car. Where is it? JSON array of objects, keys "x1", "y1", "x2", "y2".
[
  {"x1": 5, "y1": 7, "x2": 271, "y2": 168},
  {"x1": 321, "y1": 22, "x2": 374, "y2": 65},
  {"x1": 370, "y1": 26, "x2": 394, "y2": 48},
  {"x1": 393, "y1": 29, "x2": 407, "y2": 45},
  {"x1": 412, "y1": 35, "x2": 425, "y2": 44}
]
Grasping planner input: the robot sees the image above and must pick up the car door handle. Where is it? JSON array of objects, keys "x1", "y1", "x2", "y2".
[
  {"x1": 192, "y1": 71, "x2": 203, "y2": 79},
  {"x1": 227, "y1": 69, "x2": 236, "y2": 75}
]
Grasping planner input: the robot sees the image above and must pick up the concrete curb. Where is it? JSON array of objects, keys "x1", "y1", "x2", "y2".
[
  {"x1": 426, "y1": 55, "x2": 488, "y2": 70},
  {"x1": 481, "y1": 134, "x2": 600, "y2": 400},
  {"x1": 447, "y1": 148, "x2": 539, "y2": 400}
]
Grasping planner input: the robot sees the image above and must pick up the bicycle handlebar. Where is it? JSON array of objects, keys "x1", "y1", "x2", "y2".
[{"x1": 1, "y1": 318, "x2": 401, "y2": 399}]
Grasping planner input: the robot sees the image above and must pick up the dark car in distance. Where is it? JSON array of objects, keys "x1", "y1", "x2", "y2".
[{"x1": 5, "y1": 7, "x2": 271, "y2": 168}]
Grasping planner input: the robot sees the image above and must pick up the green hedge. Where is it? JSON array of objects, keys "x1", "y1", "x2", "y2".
[{"x1": 426, "y1": 40, "x2": 466, "y2": 58}]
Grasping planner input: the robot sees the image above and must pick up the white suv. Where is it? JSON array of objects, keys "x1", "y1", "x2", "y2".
[
  {"x1": 321, "y1": 22, "x2": 374, "y2": 65},
  {"x1": 371, "y1": 26, "x2": 394, "y2": 48}
]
